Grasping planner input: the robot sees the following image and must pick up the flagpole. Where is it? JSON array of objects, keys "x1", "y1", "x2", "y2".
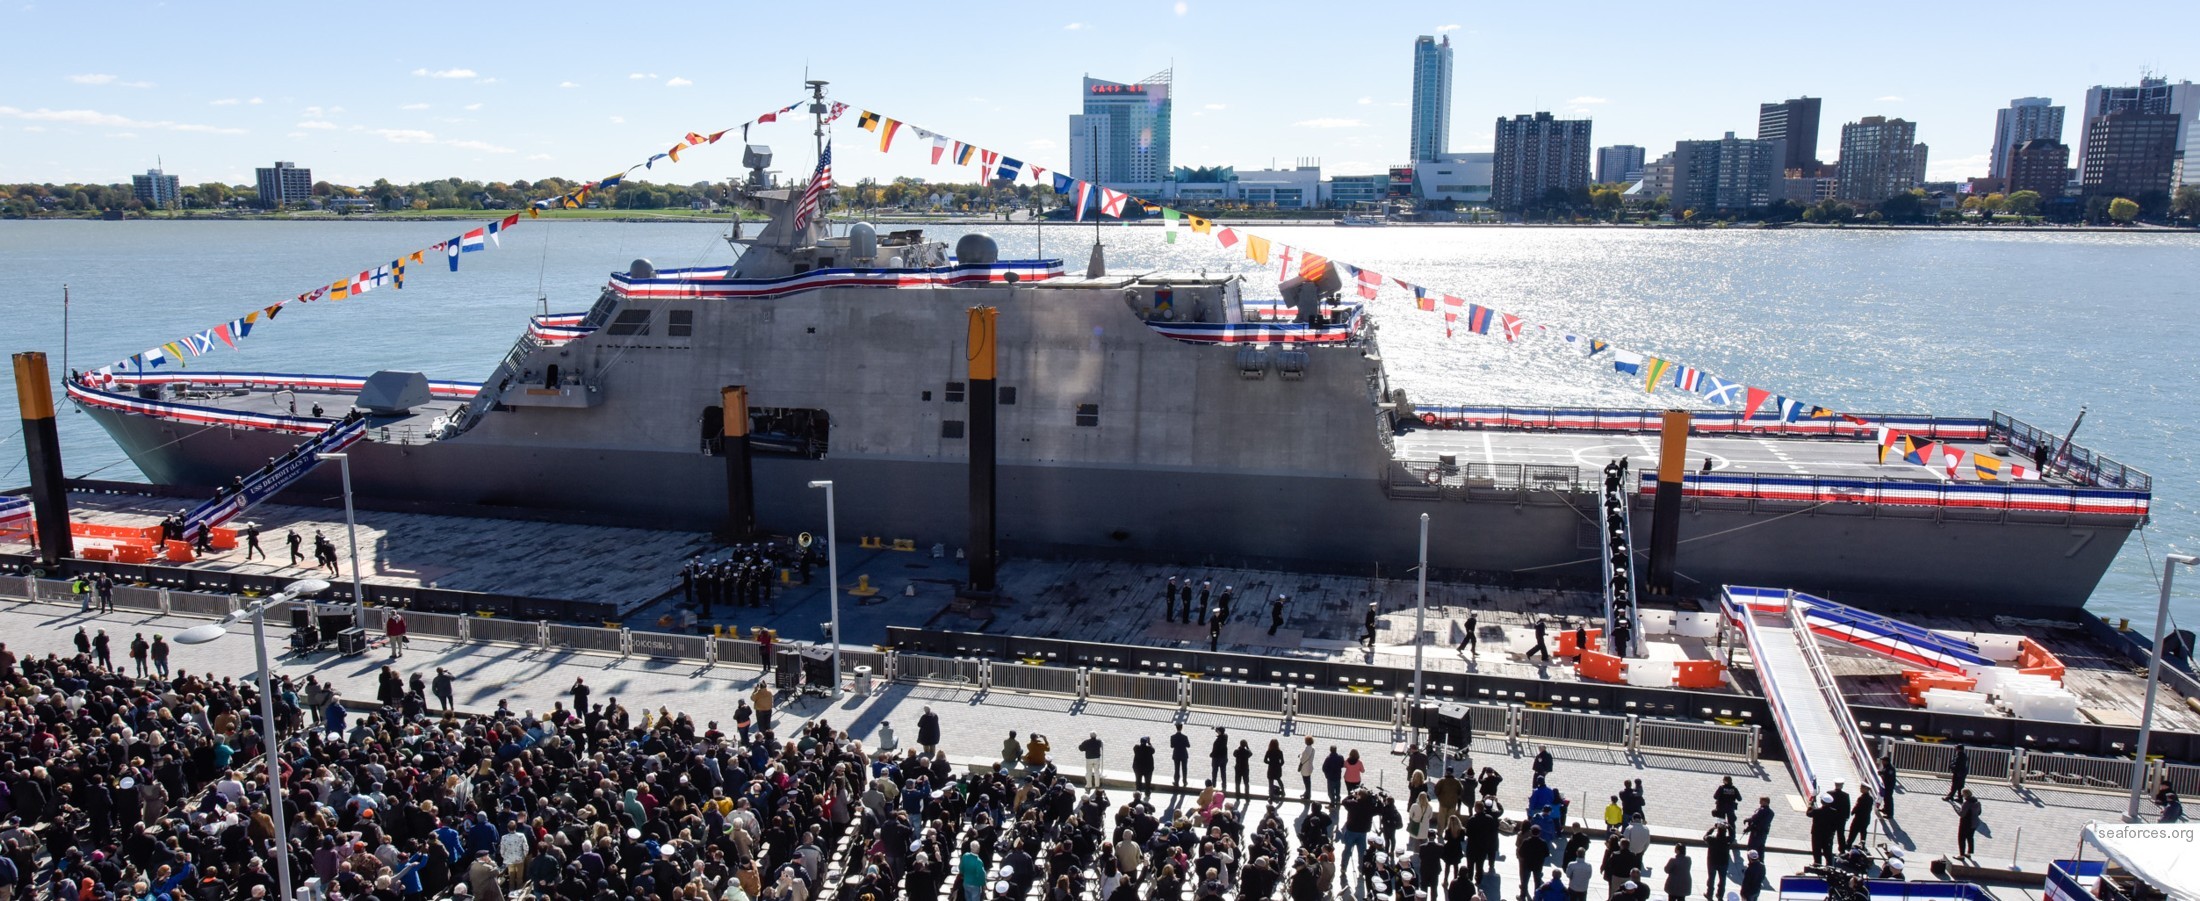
[{"x1": 61, "y1": 285, "x2": 69, "y2": 382}]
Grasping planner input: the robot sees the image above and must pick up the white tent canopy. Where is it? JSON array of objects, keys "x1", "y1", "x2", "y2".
[{"x1": 2083, "y1": 822, "x2": 2200, "y2": 901}]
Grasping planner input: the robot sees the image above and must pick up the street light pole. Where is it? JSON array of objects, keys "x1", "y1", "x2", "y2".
[
  {"x1": 808, "y1": 480, "x2": 842, "y2": 697},
  {"x1": 316, "y1": 452, "x2": 365, "y2": 617},
  {"x1": 2129, "y1": 552, "x2": 2197, "y2": 822},
  {"x1": 248, "y1": 601, "x2": 293, "y2": 901},
  {"x1": 1414, "y1": 512, "x2": 1429, "y2": 706}
]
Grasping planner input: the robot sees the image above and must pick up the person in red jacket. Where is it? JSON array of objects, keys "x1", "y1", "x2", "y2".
[{"x1": 386, "y1": 611, "x2": 408, "y2": 659}]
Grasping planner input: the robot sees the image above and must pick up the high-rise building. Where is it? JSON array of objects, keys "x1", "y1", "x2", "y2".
[
  {"x1": 130, "y1": 168, "x2": 180, "y2": 206},
  {"x1": 1669, "y1": 133, "x2": 1779, "y2": 213},
  {"x1": 1491, "y1": 112, "x2": 1593, "y2": 211},
  {"x1": 1989, "y1": 98, "x2": 2064, "y2": 179},
  {"x1": 2006, "y1": 139, "x2": 2071, "y2": 198},
  {"x1": 255, "y1": 161, "x2": 313, "y2": 207},
  {"x1": 1757, "y1": 97, "x2": 1822, "y2": 173},
  {"x1": 2080, "y1": 111, "x2": 2181, "y2": 200},
  {"x1": 1409, "y1": 35, "x2": 1454, "y2": 163},
  {"x1": 1066, "y1": 70, "x2": 1172, "y2": 187},
  {"x1": 1595, "y1": 145, "x2": 1646, "y2": 184},
  {"x1": 2077, "y1": 77, "x2": 2199, "y2": 184},
  {"x1": 1834, "y1": 117, "x2": 1929, "y2": 202}
]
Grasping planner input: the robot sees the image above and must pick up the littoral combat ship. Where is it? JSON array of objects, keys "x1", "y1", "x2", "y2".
[{"x1": 65, "y1": 103, "x2": 2151, "y2": 615}]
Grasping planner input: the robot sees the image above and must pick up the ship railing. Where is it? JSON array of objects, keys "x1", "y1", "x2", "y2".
[
  {"x1": 448, "y1": 332, "x2": 546, "y2": 435},
  {"x1": 1638, "y1": 471, "x2": 2150, "y2": 519},
  {"x1": 1790, "y1": 591, "x2": 1885, "y2": 799},
  {"x1": 1386, "y1": 460, "x2": 1590, "y2": 498},
  {"x1": 1990, "y1": 412, "x2": 2152, "y2": 492},
  {"x1": 1415, "y1": 404, "x2": 1994, "y2": 441}
]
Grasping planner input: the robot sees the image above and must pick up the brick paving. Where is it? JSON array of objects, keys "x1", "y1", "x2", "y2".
[{"x1": 0, "y1": 590, "x2": 2120, "y2": 899}]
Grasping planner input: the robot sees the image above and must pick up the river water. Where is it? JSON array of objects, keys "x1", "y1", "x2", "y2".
[{"x1": 2, "y1": 219, "x2": 2194, "y2": 623}]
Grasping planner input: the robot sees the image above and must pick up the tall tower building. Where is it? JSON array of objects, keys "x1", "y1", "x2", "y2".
[
  {"x1": 2081, "y1": 111, "x2": 2181, "y2": 200},
  {"x1": 1067, "y1": 70, "x2": 1173, "y2": 187},
  {"x1": 1669, "y1": 133, "x2": 1779, "y2": 213},
  {"x1": 131, "y1": 167, "x2": 180, "y2": 206},
  {"x1": 1595, "y1": 145, "x2": 1646, "y2": 184},
  {"x1": 1834, "y1": 116, "x2": 1929, "y2": 202},
  {"x1": 1491, "y1": 112, "x2": 1592, "y2": 210},
  {"x1": 254, "y1": 161, "x2": 313, "y2": 207},
  {"x1": 2077, "y1": 76, "x2": 2199, "y2": 186},
  {"x1": 1989, "y1": 98, "x2": 2064, "y2": 179},
  {"x1": 1756, "y1": 97, "x2": 1823, "y2": 173},
  {"x1": 1409, "y1": 35, "x2": 1454, "y2": 163}
]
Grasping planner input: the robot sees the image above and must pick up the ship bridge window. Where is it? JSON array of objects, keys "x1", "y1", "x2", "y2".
[
  {"x1": 946, "y1": 381, "x2": 966, "y2": 403},
  {"x1": 667, "y1": 309, "x2": 694, "y2": 337},
  {"x1": 606, "y1": 309, "x2": 652, "y2": 336},
  {"x1": 942, "y1": 420, "x2": 964, "y2": 439},
  {"x1": 1075, "y1": 403, "x2": 1099, "y2": 427}
]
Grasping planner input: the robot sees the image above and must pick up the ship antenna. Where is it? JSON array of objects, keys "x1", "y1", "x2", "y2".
[
  {"x1": 535, "y1": 223, "x2": 553, "y2": 316},
  {"x1": 806, "y1": 76, "x2": 830, "y2": 237}
]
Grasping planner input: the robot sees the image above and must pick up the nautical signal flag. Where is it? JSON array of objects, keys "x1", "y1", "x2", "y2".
[
  {"x1": 1244, "y1": 235, "x2": 1271, "y2": 265},
  {"x1": 1465, "y1": 304, "x2": 1494, "y2": 335},
  {"x1": 1876, "y1": 426, "x2": 1902, "y2": 463},
  {"x1": 951, "y1": 142, "x2": 975, "y2": 165},
  {"x1": 1099, "y1": 187, "x2": 1128, "y2": 218},
  {"x1": 667, "y1": 143, "x2": 686, "y2": 163},
  {"x1": 979, "y1": 149, "x2": 1000, "y2": 175},
  {"x1": 1215, "y1": 227, "x2": 1239, "y2": 249},
  {"x1": 1367, "y1": 270, "x2": 1391, "y2": 302},
  {"x1": 878, "y1": 119, "x2": 903, "y2": 152},
  {"x1": 1900, "y1": 437, "x2": 1937, "y2": 467},
  {"x1": 1742, "y1": 387, "x2": 1772, "y2": 419},
  {"x1": 1500, "y1": 313, "x2": 1526, "y2": 342},
  {"x1": 1971, "y1": 454, "x2": 2002, "y2": 480},
  {"x1": 1412, "y1": 286, "x2": 1433, "y2": 311},
  {"x1": 1940, "y1": 446, "x2": 1968, "y2": 480},
  {"x1": 447, "y1": 239, "x2": 462, "y2": 271},
  {"x1": 930, "y1": 135, "x2": 949, "y2": 165},
  {"x1": 995, "y1": 156, "x2": 1021, "y2": 182},
  {"x1": 857, "y1": 110, "x2": 881, "y2": 130},
  {"x1": 1612, "y1": 349, "x2": 1643, "y2": 375},
  {"x1": 1299, "y1": 251, "x2": 1331, "y2": 283},
  {"x1": 461, "y1": 229, "x2": 486, "y2": 252},
  {"x1": 1163, "y1": 207, "x2": 1180, "y2": 243},
  {"x1": 1641, "y1": 357, "x2": 1674, "y2": 393}
]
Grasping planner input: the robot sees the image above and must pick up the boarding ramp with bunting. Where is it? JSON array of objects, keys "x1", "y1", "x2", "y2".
[
  {"x1": 1791, "y1": 592, "x2": 1994, "y2": 675},
  {"x1": 1725, "y1": 586, "x2": 1881, "y2": 801},
  {"x1": 179, "y1": 415, "x2": 369, "y2": 541}
]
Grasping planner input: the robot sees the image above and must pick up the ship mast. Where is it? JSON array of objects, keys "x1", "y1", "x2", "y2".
[{"x1": 806, "y1": 78, "x2": 829, "y2": 237}]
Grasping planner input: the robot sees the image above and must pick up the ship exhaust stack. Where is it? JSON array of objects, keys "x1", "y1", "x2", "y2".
[
  {"x1": 721, "y1": 385, "x2": 756, "y2": 541},
  {"x1": 1647, "y1": 410, "x2": 1689, "y2": 596},
  {"x1": 966, "y1": 305, "x2": 1000, "y2": 595},
  {"x1": 11, "y1": 352, "x2": 73, "y2": 567}
]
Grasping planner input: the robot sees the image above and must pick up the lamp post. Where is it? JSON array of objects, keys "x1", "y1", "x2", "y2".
[
  {"x1": 807, "y1": 480, "x2": 842, "y2": 697},
  {"x1": 2129, "y1": 552, "x2": 2197, "y2": 822},
  {"x1": 174, "y1": 578, "x2": 328, "y2": 901},
  {"x1": 315, "y1": 452, "x2": 365, "y2": 618},
  {"x1": 1414, "y1": 512, "x2": 1429, "y2": 706}
]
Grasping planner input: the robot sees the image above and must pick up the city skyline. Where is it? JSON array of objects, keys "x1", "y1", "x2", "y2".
[{"x1": 2, "y1": 0, "x2": 2196, "y2": 189}]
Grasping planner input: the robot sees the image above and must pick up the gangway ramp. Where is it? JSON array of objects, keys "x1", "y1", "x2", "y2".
[
  {"x1": 1725, "y1": 586, "x2": 1881, "y2": 801},
  {"x1": 1791, "y1": 592, "x2": 1993, "y2": 675},
  {"x1": 179, "y1": 415, "x2": 369, "y2": 541}
]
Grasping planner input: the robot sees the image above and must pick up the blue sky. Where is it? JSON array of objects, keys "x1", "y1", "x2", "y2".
[{"x1": 2, "y1": 0, "x2": 2193, "y2": 188}]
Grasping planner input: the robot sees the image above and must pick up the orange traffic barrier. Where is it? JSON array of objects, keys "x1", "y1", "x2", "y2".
[
  {"x1": 2017, "y1": 637, "x2": 2065, "y2": 682},
  {"x1": 1577, "y1": 650, "x2": 1627, "y2": 684},
  {"x1": 1674, "y1": 660, "x2": 1728, "y2": 689},
  {"x1": 208, "y1": 527, "x2": 238, "y2": 550},
  {"x1": 69, "y1": 522, "x2": 162, "y2": 542},
  {"x1": 116, "y1": 545, "x2": 155, "y2": 564},
  {"x1": 164, "y1": 540, "x2": 195, "y2": 563},
  {"x1": 80, "y1": 547, "x2": 114, "y2": 562},
  {"x1": 1899, "y1": 668, "x2": 1979, "y2": 706},
  {"x1": 1555, "y1": 628, "x2": 1605, "y2": 658}
]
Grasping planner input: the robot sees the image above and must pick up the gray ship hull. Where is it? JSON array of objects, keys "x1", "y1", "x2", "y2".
[{"x1": 81, "y1": 402, "x2": 2134, "y2": 614}]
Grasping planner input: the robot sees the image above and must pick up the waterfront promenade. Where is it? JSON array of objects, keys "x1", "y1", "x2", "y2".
[{"x1": 0, "y1": 588, "x2": 2134, "y2": 898}]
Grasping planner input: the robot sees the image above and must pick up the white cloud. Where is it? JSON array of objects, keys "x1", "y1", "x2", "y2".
[
  {"x1": 412, "y1": 67, "x2": 478, "y2": 79},
  {"x1": 22, "y1": 126, "x2": 45, "y2": 132},
  {"x1": 463, "y1": 102, "x2": 482, "y2": 111},
  {"x1": 526, "y1": 153, "x2": 554, "y2": 161},
  {"x1": 665, "y1": 77, "x2": 693, "y2": 88},
  {"x1": 1026, "y1": 139, "x2": 1058, "y2": 150},
  {"x1": 609, "y1": 115, "x2": 625, "y2": 124},
  {"x1": 1203, "y1": 103, "x2": 1226, "y2": 110},
  {"x1": 628, "y1": 72, "x2": 657, "y2": 80},
  {"x1": 1173, "y1": 1, "x2": 1187, "y2": 14},
  {"x1": 0, "y1": 105, "x2": 244, "y2": 134},
  {"x1": 477, "y1": 77, "x2": 498, "y2": 84},
  {"x1": 1063, "y1": 21, "x2": 1086, "y2": 29},
  {"x1": 210, "y1": 98, "x2": 241, "y2": 106},
  {"x1": 1436, "y1": 23, "x2": 1460, "y2": 31},
  {"x1": 1568, "y1": 96, "x2": 1609, "y2": 105},
  {"x1": 1877, "y1": 95, "x2": 1904, "y2": 102},
  {"x1": 448, "y1": 138, "x2": 513, "y2": 153},
  {"x1": 285, "y1": 131, "x2": 305, "y2": 139},
  {"x1": 374, "y1": 128, "x2": 437, "y2": 143},
  {"x1": 1293, "y1": 117, "x2": 1364, "y2": 129},
  {"x1": 1357, "y1": 97, "x2": 1372, "y2": 105},
  {"x1": 401, "y1": 103, "x2": 430, "y2": 110},
  {"x1": 297, "y1": 120, "x2": 339, "y2": 129},
  {"x1": 559, "y1": 81, "x2": 579, "y2": 88},
  {"x1": 248, "y1": 97, "x2": 263, "y2": 105},
  {"x1": 108, "y1": 132, "x2": 137, "y2": 140},
  {"x1": 66, "y1": 74, "x2": 113, "y2": 84}
]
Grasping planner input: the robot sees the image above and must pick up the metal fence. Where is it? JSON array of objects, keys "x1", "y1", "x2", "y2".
[
  {"x1": 1991, "y1": 412, "x2": 2151, "y2": 491},
  {"x1": 2167, "y1": 763, "x2": 2200, "y2": 797},
  {"x1": 629, "y1": 631, "x2": 709, "y2": 662},
  {"x1": 1189, "y1": 680, "x2": 1285, "y2": 714},
  {"x1": 1637, "y1": 719, "x2": 1758, "y2": 761},
  {"x1": 1088, "y1": 671, "x2": 1180, "y2": 705},
  {"x1": 547, "y1": 623, "x2": 625, "y2": 656},
  {"x1": 167, "y1": 590, "x2": 236, "y2": 618},
  {"x1": 717, "y1": 638, "x2": 763, "y2": 667},
  {"x1": 2023, "y1": 750, "x2": 2137, "y2": 792},
  {"x1": 897, "y1": 654, "x2": 979, "y2": 686},
  {"x1": 1885, "y1": 739, "x2": 2015, "y2": 782},
  {"x1": 1296, "y1": 689, "x2": 1394, "y2": 725},
  {"x1": 405, "y1": 611, "x2": 467, "y2": 640},
  {"x1": 470, "y1": 616, "x2": 541, "y2": 647},
  {"x1": 1521, "y1": 708, "x2": 1628, "y2": 747},
  {"x1": 1465, "y1": 703, "x2": 1512, "y2": 739},
  {"x1": 991, "y1": 662, "x2": 1079, "y2": 695}
]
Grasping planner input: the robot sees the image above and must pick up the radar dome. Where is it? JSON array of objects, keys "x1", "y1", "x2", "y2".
[
  {"x1": 955, "y1": 233, "x2": 1000, "y2": 265},
  {"x1": 849, "y1": 222, "x2": 878, "y2": 262},
  {"x1": 628, "y1": 259, "x2": 656, "y2": 279}
]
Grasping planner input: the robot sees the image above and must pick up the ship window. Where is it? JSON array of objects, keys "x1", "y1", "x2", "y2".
[
  {"x1": 606, "y1": 309, "x2": 652, "y2": 336},
  {"x1": 1075, "y1": 403, "x2": 1099, "y2": 427},
  {"x1": 667, "y1": 309, "x2": 694, "y2": 337},
  {"x1": 1000, "y1": 387, "x2": 1017, "y2": 405},
  {"x1": 945, "y1": 381, "x2": 966, "y2": 403},
  {"x1": 942, "y1": 420, "x2": 964, "y2": 439},
  {"x1": 921, "y1": 390, "x2": 933, "y2": 402}
]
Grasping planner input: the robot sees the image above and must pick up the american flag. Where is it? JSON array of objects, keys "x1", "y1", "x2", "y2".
[{"x1": 793, "y1": 142, "x2": 832, "y2": 232}]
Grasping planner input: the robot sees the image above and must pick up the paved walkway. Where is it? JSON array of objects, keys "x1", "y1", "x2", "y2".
[{"x1": 0, "y1": 594, "x2": 2104, "y2": 898}]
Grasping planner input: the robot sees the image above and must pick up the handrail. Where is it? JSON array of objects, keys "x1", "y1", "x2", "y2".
[{"x1": 1787, "y1": 590, "x2": 1883, "y2": 799}]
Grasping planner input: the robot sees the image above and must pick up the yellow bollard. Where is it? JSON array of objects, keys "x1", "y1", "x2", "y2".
[{"x1": 849, "y1": 574, "x2": 880, "y2": 597}]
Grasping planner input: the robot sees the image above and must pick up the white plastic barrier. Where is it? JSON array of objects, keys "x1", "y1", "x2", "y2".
[
  {"x1": 1626, "y1": 659, "x2": 1675, "y2": 687},
  {"x1": 2005, "y1": 688, "x2": 2081, "y2": 723},
  {"x1": 1673, "y1": 612, "x2": 1722, "y2": 639},
  {"x1": 1639, "y1": 609, "x2": 1676, "y2": 636},
  {"x1": 1922, "y1": 688, "x2": 1994, "y2": 715},
  {"x1": 1951, "y1": 632, "x2": 2022, "y2": 662}
]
